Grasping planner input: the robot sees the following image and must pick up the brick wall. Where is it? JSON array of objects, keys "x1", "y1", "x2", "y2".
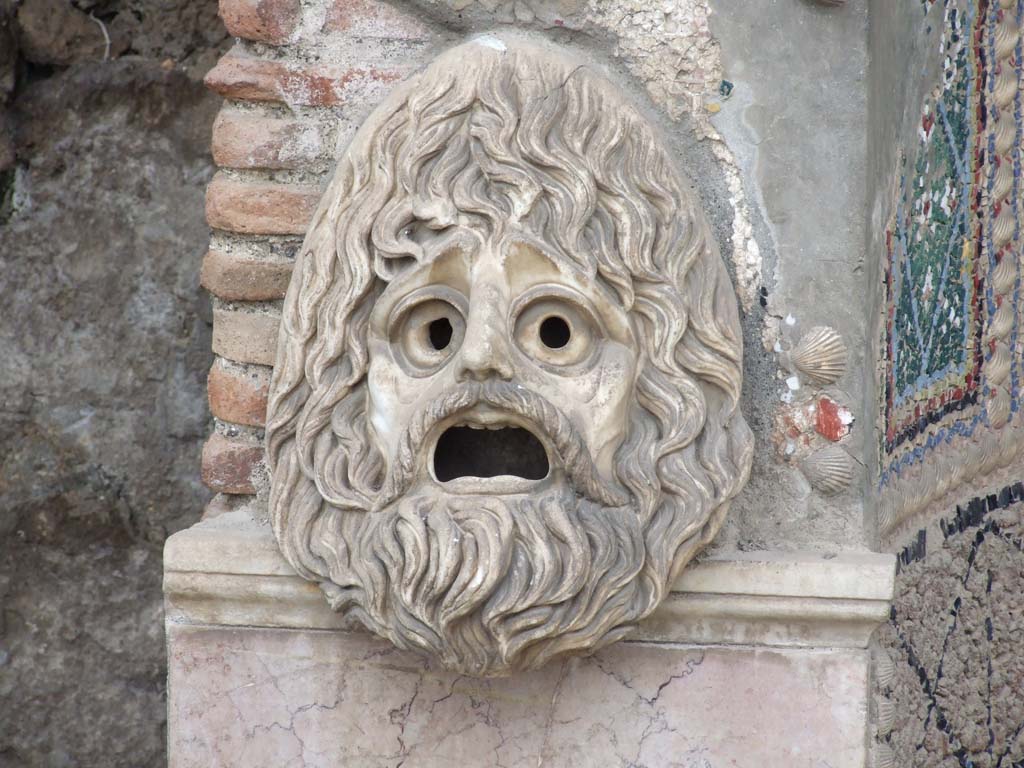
[{"x1": 199, "y1": 0, "x2": 437, "y2": 508}]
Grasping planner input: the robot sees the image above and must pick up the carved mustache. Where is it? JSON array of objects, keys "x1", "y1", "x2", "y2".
[{"x1": 376, "y1": 380, "x2": 628, "y2": 510}]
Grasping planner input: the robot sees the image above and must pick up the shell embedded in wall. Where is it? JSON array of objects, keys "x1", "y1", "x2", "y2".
[
  {"x1": 987, "y1": 389, "x2": 1011, "y2": 430},
  {"x1": 799, "y1": 445, "x2": 856, "y2": 495},
  {"x1": 875, "y1": 696, "x2": 895, "y2": 737},
  {"x1": 872, "y1": 742, "x2": 895, "y2": 768},
  {"x1": 782, "y1": 326, "x2": 847, "y2": 385},
  {"x1": 988, "y1": 301, "x2": 1015, "y2": 340},
  {"x1": 874, "y1": 649, "x2": 896, "y2": 690},
  {"x1": 992, "y1": 252, "x2": 1016, "y2": 293}
]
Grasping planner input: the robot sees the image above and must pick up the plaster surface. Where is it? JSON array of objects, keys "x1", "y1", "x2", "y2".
[
  {"x1": 707, "y1": 0, "x2": 871, "y2": 554},
  {"x1": 168, "y1": 625, "x2": 871, "y2": 768}
]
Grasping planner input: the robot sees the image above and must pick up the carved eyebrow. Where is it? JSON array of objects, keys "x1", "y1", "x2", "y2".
[
  {"x1": 503, "y1": 235, "x2": 633, "y2": 318},
  {"x1": 408, "y1": 198, "x2": 459, "y2": 227}
]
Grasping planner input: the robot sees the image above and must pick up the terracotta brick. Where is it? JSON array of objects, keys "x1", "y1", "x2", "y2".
[
  {"x1": 324, "y1": 0, "x2": 432, "y2": 40},
  {"x1": 202, "y1": 248, "x2": 294, "y2": 301},
  {"x1": 204, "y1": 50, "x2": 406, "y2": 107},
  {"x1": 206, "y1": 173, "x2": 320, "y2": 235},
  {"x1": 212, "y1": 305, "x2": 281, "y2": 366},
  {"x1": 212, "y1": 109, "x2": 323, "y2": 170},
  {"x1": 219, "y1": 0, "x2": 301, "y2": 44},
  {"x1": 208, "y1": 359, "x2": 273, "y2": 427},
  {"x1": 201, "y1": 432, "x2": 264, "y2": 494}
]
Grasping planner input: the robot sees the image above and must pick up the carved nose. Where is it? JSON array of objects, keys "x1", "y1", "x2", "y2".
[{"x1": 456, "y1": 298, "x2": 513, "y2": 382}]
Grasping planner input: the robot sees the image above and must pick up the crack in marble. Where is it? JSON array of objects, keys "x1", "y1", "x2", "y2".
[
  {"x1": 538, "y1": 660, "x2": 572, "y2": 763},
  {"x1": 388, "y1": 675, "x2": 421, "y2": 759},
  {"x1": 170, "y1": 629, "x2": 870, "y2": 766},
  {"x1": 592, "y1": 652, "x2": 705, "y2": 708}
]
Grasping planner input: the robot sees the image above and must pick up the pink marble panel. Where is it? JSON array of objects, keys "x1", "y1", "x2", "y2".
[{"x1": 168, "y1": 625, "x2": 869, "y2": 767}]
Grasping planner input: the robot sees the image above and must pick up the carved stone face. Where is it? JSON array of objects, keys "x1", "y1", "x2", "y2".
[
  {"x1": 366, "y1": 234, "x2": 638, "y2": 504},
  {"x1": 266, "y1": 37, "x2": 753, "y2": 676}
]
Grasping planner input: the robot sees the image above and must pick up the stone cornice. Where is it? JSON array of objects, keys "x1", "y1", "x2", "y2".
[{"x1": 164, "y1": 511, "x2": 895, "y2": 650}]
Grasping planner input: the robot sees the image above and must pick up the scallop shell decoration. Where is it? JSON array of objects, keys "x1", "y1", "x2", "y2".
[
  {"x1": 875, "y1": 696, "x2": 896, "y2": 738},
  {"x1": 783, "y1": 326, "x2": 847, "y2": 385},
  {"x1": 873, "y1": 743, "x2": 896, "y2": 768},
  {"x1": 799, "y1": 446, "x2": 855, "y2": 495},
  {"x1": 874, "y1": 650, "x2": 896, "y2": 691}
]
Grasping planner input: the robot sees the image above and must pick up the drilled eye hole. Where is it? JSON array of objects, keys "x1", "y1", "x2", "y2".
[
  {"x1": 539, "y1": 316, "x2": 570, "y2": 349},
  {"x1": 513, "y1": 294, "x2": 598, "y2": 369},
  {"x1": 393, "y1": 294, "x2": 466, "y2": 375},
  {"x1": 429, "y1": 317, "x2": 453, "y2": 350}
]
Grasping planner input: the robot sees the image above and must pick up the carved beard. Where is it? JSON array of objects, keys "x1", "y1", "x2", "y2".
[
  {"x1": 317, "y1": 382, "x2": 653, "y2": 676},
  {"x1": 332, "y1": 481, "x2": 648, "y2": 677}
]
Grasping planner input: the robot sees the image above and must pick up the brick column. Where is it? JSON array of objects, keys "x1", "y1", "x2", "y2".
[{"x1": 199, "y1": 0, "x2": 434, "y2": 508}]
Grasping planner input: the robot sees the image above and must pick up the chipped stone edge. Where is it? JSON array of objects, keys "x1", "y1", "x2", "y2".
[{"x1": 164, "y1": 511, "x2": 895, "y2": 650}]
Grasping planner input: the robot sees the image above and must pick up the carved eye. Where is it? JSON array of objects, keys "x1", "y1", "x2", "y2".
[
  {"x1": 392, "y1": 290, "x2": 466, "y2": 375},
  {"x1": 513, "y1": 292, "x2": 599, "y2": 369}
]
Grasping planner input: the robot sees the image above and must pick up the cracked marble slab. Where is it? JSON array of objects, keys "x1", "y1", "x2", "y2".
[{"x1": 168, "y1": 625, "x2": 869, "y2": 767}]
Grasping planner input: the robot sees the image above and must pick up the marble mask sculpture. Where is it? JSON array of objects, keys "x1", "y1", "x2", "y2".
[{"x1": 266, "y1": 36, "x2": 754, "y2": 676}]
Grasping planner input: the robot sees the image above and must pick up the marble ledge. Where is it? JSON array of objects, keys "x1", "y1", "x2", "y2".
[{"x1": 164, "y1": 510, "x2": 896, "y2": 650}]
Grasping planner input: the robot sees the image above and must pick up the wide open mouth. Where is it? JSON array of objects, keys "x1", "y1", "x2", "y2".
[{"x1": 433, "y1": 424, "x2": 550, "y2": 483}]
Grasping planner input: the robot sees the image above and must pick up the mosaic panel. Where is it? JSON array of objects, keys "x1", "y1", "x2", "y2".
[
  {"x1": 880, "y1": 482, "x2": 1024, "y2": 767},
  {"x1": 879, "y1": 0, "x2": 1024, "y2": 534}
]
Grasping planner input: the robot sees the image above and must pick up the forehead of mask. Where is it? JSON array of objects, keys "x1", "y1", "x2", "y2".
[{"x1": 365, "y1": 229, "x2": 640, "y2": 486}]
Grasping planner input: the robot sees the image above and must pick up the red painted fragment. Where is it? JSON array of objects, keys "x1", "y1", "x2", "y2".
[{"x1": 815, "y1": 397, "x2": 854, "y2": 442}]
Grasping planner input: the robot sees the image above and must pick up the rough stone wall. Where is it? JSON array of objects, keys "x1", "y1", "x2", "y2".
[
  {"x1": 878, "y1": 482, "x2": 1024, "y2": 766},
  {"x1": 0, "y1": 1, "x2": 226, "y2": 765},
  {"x1": 707, "y1": 0, "x2": 869, "y2": 551}
]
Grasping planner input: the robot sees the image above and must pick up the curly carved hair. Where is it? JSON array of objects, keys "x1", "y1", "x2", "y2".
[{"x1": 265, "y1": 37, "x2": 753, "y2": 672}]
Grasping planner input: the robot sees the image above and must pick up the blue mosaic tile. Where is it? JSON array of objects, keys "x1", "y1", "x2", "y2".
[{"x1": 880, "y1": 0, "x2": 1023, "y2": 489}]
